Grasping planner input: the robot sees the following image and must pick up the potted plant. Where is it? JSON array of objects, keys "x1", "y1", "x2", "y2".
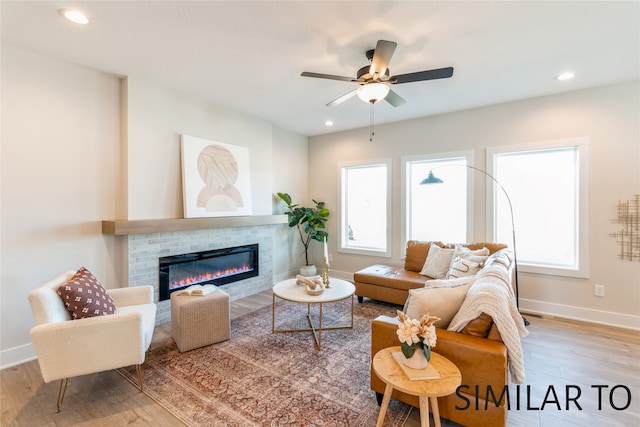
[{"x1": 277, "y1": 192, "x2": 329, "y2": 276}]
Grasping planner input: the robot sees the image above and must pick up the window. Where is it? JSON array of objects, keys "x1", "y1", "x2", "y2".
[
  {"x1": 403, "y1": 152, "x2": 472, "y2": 246},
  {"x1": 339, "y1": 160, "x2": 391, "y2": 257},
  {"x1": 488, "y1": 139, "x2": 589, "y2": 277}
]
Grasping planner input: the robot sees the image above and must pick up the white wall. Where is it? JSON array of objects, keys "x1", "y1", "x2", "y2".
[
  {"x1": 271, "y1": 127, "x2": 309, "y2": 280},
  {"x1": 0, "y1": 45, "x2": 309, "y2": 368},
  {"x1": 309, "y1": 82, "x2": 640, "y2": 329},
  {"x1": 1, "y1": 43, "x2": 122, "y2": 367},
  {"x1": 124, "y1": 77, "x2": 275, "y2": 219}
]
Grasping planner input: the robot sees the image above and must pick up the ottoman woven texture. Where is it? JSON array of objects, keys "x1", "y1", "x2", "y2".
[{"x1": 171, "y1": 288, "x2": 230, "y2": 352}]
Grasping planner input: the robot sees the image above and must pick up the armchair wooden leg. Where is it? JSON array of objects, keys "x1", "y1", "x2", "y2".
[
  {"x1": 135, "y1": 364, "x2": 143, "y2": 391},
  {"x1": 55, "y1": 378, "x2": 69, "y2": 413}
]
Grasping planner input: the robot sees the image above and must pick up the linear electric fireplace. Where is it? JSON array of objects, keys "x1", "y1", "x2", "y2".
[{"x1": 159, "y1": 244, "x2": 258, "y2": 301}]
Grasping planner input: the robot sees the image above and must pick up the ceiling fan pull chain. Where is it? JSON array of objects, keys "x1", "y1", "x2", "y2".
[{"x1": 370, "y1": 103, "x2": 375, "y2": 142}]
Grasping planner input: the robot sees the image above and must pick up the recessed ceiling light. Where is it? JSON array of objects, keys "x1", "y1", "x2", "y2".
[
  {"x1": 59, "y1": 9, "x2": 90, "y2": 25},
  {"x1": 556, "y1": 72, "x2": 575, "y2": 81},
  {"x1": 324, "y1": 120, "x2": 334, "y2": 126}
]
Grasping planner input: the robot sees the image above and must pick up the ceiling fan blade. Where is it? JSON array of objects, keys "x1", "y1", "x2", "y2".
[
  {"x1": 385, "y1": 89, "x2": 406, "y2": 107},
  {"x1": 369, "y1": 40, "x2": 397, "y2": 77},
  {"x1": 391, "y1": 67, "x2": 454, "y2": 84},
  {"x1": 301, "y1": 71, "x2": 356, "y2": 82},
  {"x1": 327, "y1": 89, "x2": 357, "y2": 106}
]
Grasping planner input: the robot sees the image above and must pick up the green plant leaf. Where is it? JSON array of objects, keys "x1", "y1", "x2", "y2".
[
  {"x1": 277, "y1": 192, "x2": 291, "y2": 206},
  {"x1": 401, "y1": 342, "x2": 416, "y2": 358},
  {"x1": 423, "y1": 345, "x2": 431, "y2": 361}
]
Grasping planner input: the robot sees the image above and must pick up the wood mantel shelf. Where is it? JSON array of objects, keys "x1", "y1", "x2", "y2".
[{"x1": 102, "y1": 215, "x2": 287, "y2": 236}]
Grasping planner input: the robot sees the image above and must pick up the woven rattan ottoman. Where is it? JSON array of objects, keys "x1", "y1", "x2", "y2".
[{"x1": 170, "y1": 288, "x2": 230, "y2": 352}]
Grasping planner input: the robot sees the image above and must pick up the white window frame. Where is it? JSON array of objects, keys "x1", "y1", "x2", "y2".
[
  {"x1": 486, "y1": 138, "x2": 589, "y2": 278},
  {"x1": 401, "y1": 150, "x2": 474, "y2": 255},
  {"x1": 338, "y1": 159, "x2": 392, "y2": 258}
]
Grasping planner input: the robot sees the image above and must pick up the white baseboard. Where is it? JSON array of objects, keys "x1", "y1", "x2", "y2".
[
  {"x1": 520, "y1": 298, "x2": 640, "y2": 331},
  {"x1": 1, "y1": 343, "x2": 36, "y2": 370}
]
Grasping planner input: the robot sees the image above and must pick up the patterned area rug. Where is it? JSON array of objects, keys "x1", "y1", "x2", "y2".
[{"x1": 119, "y1": 297, "x2": 411, "y2": 426}]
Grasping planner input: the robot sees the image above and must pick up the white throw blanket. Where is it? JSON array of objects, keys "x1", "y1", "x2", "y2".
[{"x1": 447, "y1": 265, "x2": 529, "y2": 383}]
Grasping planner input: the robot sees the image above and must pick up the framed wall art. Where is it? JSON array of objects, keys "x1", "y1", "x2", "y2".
[{"x1": 181, "y1": 135, "x2": 252, "y2": 218}]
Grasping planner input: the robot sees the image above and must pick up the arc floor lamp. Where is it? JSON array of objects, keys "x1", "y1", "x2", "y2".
[{"x1": 420, "y1": 165, "x2": 529, "y2": 325}]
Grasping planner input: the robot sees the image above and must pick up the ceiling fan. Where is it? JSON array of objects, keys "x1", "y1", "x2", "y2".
[{"x1": 301, "y1": 39, "x2": 454, "y2": 107}]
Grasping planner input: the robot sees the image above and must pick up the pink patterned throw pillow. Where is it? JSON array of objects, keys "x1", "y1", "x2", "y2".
[{"x1": 57, "y1": 267, "x2": 117, "y2": 319}]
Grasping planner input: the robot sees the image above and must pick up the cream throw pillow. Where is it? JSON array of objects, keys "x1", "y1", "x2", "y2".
[
  {"x1": 452, "y1": 245, "x2": 490, "y2": 263},
  {"x1": 445, "y1": 246, "x2": 489, "y2": 279},
  {"x1": 419, "y1": 243, "x2": 455, "y2": 279},
  {"x1": 446, "y1": 256, "x2": 483, "y2": 279},
  {"x1": 404, "y1": 276, "x2": 475, "y2": 328}
]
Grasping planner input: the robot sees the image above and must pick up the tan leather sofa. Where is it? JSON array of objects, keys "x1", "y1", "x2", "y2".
[
  {"x1": 354, "y1": 240, "x2": 508, "y2": 305},
  {"x1": 360, "y1": 241, "x2": 513, "y2": 427}
]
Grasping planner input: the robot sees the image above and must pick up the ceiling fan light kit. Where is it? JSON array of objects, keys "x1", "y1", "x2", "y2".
[{"x1": 357, "y1": 83, "x2": 390, "y2": 104}]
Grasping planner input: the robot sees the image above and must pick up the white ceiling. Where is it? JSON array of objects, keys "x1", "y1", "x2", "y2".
[{"x1": 2, "y1": 1, "x2": 638, "y2": 137}]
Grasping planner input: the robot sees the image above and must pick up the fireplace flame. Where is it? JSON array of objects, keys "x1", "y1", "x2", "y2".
[{"x1": 169, "y1": 264, "x2": 252, "y2": 290}]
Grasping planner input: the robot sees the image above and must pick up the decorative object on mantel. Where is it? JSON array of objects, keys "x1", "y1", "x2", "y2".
[
  {"x1": 396, "y1": 310, "x2": 440, "y2": 370},
  {"x1": 276, "y1": 192, "x2": 330, "y2": 276},
  {"x1": 181, "y1": 134, "x2": 252, "y2": 218},
  {"x1": 610, "y1": 194, "x2": 640, "y2": 261}
]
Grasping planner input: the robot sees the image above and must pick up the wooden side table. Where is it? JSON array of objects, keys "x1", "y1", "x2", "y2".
[{"x1": 372, "y1": 346, "x2": 462, "y2": 427}]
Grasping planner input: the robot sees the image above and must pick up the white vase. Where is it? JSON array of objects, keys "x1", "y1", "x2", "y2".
[
  {"x1": 299, "y1": 264, "x2": 317, "y2": 277},
  {"x1": 402, "y1": 348, "x2": 429, "y2": 370}
]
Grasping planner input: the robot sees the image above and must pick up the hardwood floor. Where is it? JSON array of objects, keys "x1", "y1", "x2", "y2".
[{"x1": 2, "y1": 291, "x2": 638, "y2": 427}]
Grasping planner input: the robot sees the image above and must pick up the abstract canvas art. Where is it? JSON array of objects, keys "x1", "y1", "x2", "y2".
[{"x1": 181, "y1": 135, "x2": 252, "y2": 218}]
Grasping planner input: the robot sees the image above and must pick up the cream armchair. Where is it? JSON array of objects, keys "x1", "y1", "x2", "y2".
[{"x1": 28, "y1": 270, "x2": 157, "y2": 412}]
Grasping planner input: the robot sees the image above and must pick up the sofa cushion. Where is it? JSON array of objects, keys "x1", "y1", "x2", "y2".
[
  {"x1": 403, "y1": 276, "x2": 475, "y2": 328},
  {"x1": 404, "y1": 240, "x2": 443, "y2": 272},
  {"x1": 354, "y1": 265, "x2": 427, "y2": 291},
  {"x1": 57, "y1": 267, "x2": 117, "y2": 319},
  {"x1": 460, "y1": 312, "x2": 494, "y2": 338},
  {"x1": 420, "y1": 243, "x2": 455, "y2": 279}
]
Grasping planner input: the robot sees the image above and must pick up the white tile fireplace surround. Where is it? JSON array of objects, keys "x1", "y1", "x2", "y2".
[{"x1": 126, "y1": 224, "x2": 278, "y2": 324}]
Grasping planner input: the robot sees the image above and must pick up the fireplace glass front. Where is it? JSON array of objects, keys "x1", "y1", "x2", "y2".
[{"x1": 159, "y1": 244, "x2": 258, "y2": 301}]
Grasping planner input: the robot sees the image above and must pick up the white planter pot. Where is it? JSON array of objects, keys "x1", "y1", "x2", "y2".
[
  {"x1": 299, "y1": 264, "x2": 317, "y2": 277},
  {"x1": 402, "y1": 348, "x2": 429, "y2": 370}
]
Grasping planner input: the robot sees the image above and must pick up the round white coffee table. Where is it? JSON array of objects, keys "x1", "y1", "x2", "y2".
[{"x1": 271, "y1": 277, "x2": 355, "y2": 349}]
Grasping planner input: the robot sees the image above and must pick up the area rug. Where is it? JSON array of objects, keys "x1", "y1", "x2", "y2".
[{"x1": 118, "y1": 297, "x2": 412, "y2": 426}]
